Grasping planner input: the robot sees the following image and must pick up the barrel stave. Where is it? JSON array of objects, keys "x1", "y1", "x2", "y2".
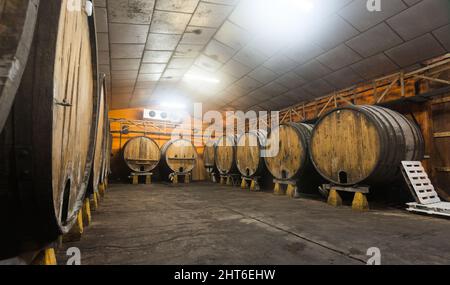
[
  {"x1": 236, "y1": 130, "x2": 268, "y2": 178},
  {"x1": 215, "y1": 135, "x2": 238, "y2": 175},
  {"x1": 160, "y1": 139, "x2": 198, "y2": 177},
  {"x1": 264, "y1": 123, "x2": 313, "y2": 181},
  {"x1": 310, "y1": 105, "x2": 425, "y2": 186},
  {"x1": 123, "y1": 136, "x2": 161, "y2": 173}
]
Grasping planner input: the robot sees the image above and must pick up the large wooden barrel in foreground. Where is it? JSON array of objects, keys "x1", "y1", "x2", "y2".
[
  {"x1": 310, "y1": 105, "x2": 425, "y2": 186},
  {"x1": 264, "y1": 123, "x2": 315, "y2": 181},
  {"x1": 0, "y1": 0, "x2": 39, "y2": 132},
  {"x1": 89, "y1": 76, "x2": 109, "y2": 196},
  {"x1": 215, "y1": 135, "x2": 238, "y2": 175},
  {"x1": 0, "y1": 0, "x2": 98, "y2": 259},
  {"x1": 123, "y1": 136, "x2": 161, "y2": 173},
  {"x1": 160, "y1": 139, "x2": 198, "y2": 179},
  {"x1": 236, "y1": 131, "x2": 268, "y2": 178}
]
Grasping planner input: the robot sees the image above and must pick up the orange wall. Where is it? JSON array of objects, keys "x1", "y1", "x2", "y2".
[{"x1": 108, "y1": 108, "x2": 207, "y2": 182}]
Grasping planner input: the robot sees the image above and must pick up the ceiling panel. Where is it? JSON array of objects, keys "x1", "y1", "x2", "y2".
[
  {"x1": 316, "y1": 44, "x2": 362, "y2": 71},
  {"x1": 108, "y1": 0, "x2": 155, "y2": 24},
  {"x1": 433, "y1": 24, "x2": 450, "y2": 52},
  {"x1": 350, "y1": 53, "x2": 399, "y2": 80},
  {"x1": 145, "y1": 33, "x2": 181, "y2": 51},
  {"x1": 385, "y1": 34, "x2": 446, "y2": 67},
  {"x1": 190, "y1": 2, "x2": 234, "y2": 28},
  {"x1": 346, "y1": 23, "x2": 403, "y2": 57},
  {"x1": 150, "y1": 11, "x2": 191, "y2": 34},
  {"x1": 386, "y1": 0, "x2": 450, "y2": 41},
  {"x1": 97, "y1": 0, "x2": 450, "y2": 110},
  {"x1": 339, "y1": 0, "x2": 407, "y2": 32},
  {"x1": 155, "y1": 0, "x2": 199, "y2": 13},
  {"x1": 248, "y1": 66, "x2": 278, "y2": 84}
]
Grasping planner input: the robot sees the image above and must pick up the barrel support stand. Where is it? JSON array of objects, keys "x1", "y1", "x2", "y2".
[
  {"x1": 323, "y1": 184, "x2": 370, "y2": 211},
  {"x1": 32, "y1": 247, "x2": 57, "y2": 265},
  {"x1": 63, "y1": 211, "x2": 84, "y2": 242},
  {"x1": 206, "y1": 167, "x2": 217, "y2": 183},
  {"x1": 220, "y1": 174, "x2": 240, "y2": 186},
  {"x1": 82, "y1": 198, "x2": 91, "y2": 227},
  {"x1": 90, "y1": 192, "x2": 99, "y2": 211},
  {"x1": 241, "y1": 176, "x2": 261, "y2": 191},
  {"x1": 98, "y1": 183, "x2": 106, "y2": 197},
  {"x1": 130, "y1": 172, "x2": 153, "y2": 185},
  {"x1": 171, "y1": 172, "x2": 191, "y2": 184},
  {"x1": 273, "y1": 179, "x2": 298, "y2": 198}
]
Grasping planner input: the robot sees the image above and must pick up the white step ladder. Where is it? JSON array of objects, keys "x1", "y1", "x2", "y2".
[{"x1": 401, "y1": 161, "x2": 450, "y2": 217}]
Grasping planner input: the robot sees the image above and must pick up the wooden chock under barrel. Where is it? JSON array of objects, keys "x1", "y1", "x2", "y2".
[
  {"x1": 250, "y1": 180, "x2": 258, "y2": 191},
  {"x1": 286, "y1": 184, "x2": 298, "y2": 198},
  {"x1": 98, "y1": 183, "x2": 106, "y2": 197},
  {"x1": 226, "y1": 176, "x2": 232, "y2": 186},
  {"x1": 63, "y1": 211, "x2": 84, "y2": 242},
  {"x1": 32, "y1": 248, "x2": 57, "y2": 265},
  {"x1": 241, "y1": 178, "x2": 248, "y2": 189},
  {"x1": 327, "y1": 188, "x2": 343, "y2": 207},
  {"x1": 352, "y1": 192, "x2": 369, "y2": 211},
  {"x1": 90, "y1": 192, "x2": 99, "y2": 211},
  {"x1": 273, "y1": 183, "x2": 285, "y2": 195},
  {"x1": 82, "y1": 198, "x2": 91, "y2": 227}
]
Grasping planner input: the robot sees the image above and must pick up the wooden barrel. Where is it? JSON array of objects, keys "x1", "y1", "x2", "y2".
[
  {"x1": 90, "y1": 75, "x2": 109, "y2": 195},
  {"x1": 0, "y1": 0, "x2": 98, "y2": 259},
  {"x1": 236, "y1": 130, "x2": 268, "y2": 178},
  {"x1": 215, "y1": 135, "x2": 238, "y2": 175},
  {"x1": 203, "y1": 139, "x2": 216, "y2": 169},
  {"x1": 0, "y1": 0, "x2": 39, "y2": 132},
  {"x1": 264, "y1": 123, "x2": 315, "y2": 181},
  {"x1": 101, "y1": 122, "x2": 112, "y2": 185},
  {"x1": 123, "y1": 136, "x2": 161, "y2": 173},
  {"x1": 310, "y1": 105, "x2": 425, "y2": 186},
  {"x1": 160, "y1": 139, "x2": 198, "y2": 179}
]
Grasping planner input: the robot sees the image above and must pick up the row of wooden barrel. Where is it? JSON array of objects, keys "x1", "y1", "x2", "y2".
[
  {"x1": 122, "y1": 137, "x2": 198, "y2": 179},
  {"x1": 0, "y1": 1, "x2": 111, "y2": 259},
  {"x1": 204, "y1": 105, "x2": 425, "y2": 187}
]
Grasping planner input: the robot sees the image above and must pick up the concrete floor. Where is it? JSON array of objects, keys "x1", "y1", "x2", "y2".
[{"x1": 58, "y1": 183, "x2": 450, "y2": 265}]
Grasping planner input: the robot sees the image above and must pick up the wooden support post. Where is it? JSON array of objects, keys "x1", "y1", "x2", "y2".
[
  {"x1": 82, "y1": 198, "x2": 91, "y2": 227},
  {"x1": 145, "y1": 175, "x2": 152, "y2": 184},
  {"x1": 132, "y1": 175, "x2": 138, "y2": 185},
  {"x1": 352, "y1": 192, "x2": 369, "y2": 211},
  {"x1": 173, "y1": 175, "x2": 178, "y2": 184},
  {"x1": 63, "y1": 211, "x2": 83, "y2": 242},
  {"x1": 32, "y1": 248, "x2": 57, "y2": 265},
  {"x1": 327, "y1": 189, "x2": 343, "y2": 207},
  {"x1": 241, "y1": 178, "x2": 248, "y2": 189},
  {"x1": 274, "y1": 183, "x2": 285, "y2": 195}
]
